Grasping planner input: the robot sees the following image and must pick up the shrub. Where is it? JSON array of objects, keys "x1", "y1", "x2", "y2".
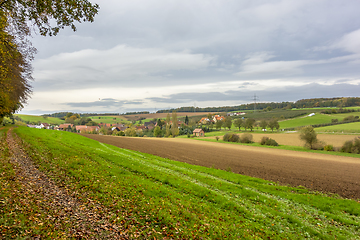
[
  {"x1": 343, "y1": 115, "x2": 355, "y2": 121},
  {"x1": 240, "y1": 133, "x2": 253, "y2": 143},
  {"x1": 260, "y1": 136, "x2": 269, "y2": 145},
  {"x1": 331, "y1": 119, "x2": 338, "y2": 123},
  {"x1": 341, "y1": 140, "x2": 354, "y2": 153},
  {"x1": 324, "y1": 144, "x2": 334, "y2": 151},
  {"x1": 223, "y1": 133, "x2": 231, "y2": 142},
  {"x1": 312, "y1": 142, "x2": 325, "y2": 150},
  {"x1": 260, "y1": 136, "x2": 278, "y2": 146},
  {"x1": 340, "y1": 138, "x2": 360, "y2": 154},
  {"x1": 223, "y1": 133, "x2": 239, "y2": 142}
]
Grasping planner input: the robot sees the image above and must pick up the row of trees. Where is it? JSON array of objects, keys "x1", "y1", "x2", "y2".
[
  {"x1": 200, "y1": 116, "x2": 280, "y2": 132},
  {"x1": 0, "y1": 1, "x2": 99, "y2": 122},
  {"x1": 156, "y1": 97, "x2": 360, "y2": 113}
]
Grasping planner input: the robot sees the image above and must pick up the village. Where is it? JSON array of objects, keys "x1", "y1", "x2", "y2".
[{"x1": 26, "y1": 112, "x2": 246, "y2": 137}]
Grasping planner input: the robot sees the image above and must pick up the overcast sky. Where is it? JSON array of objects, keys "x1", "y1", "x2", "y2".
[{"x1": 20, "y1": 0, "x2": 360, "y2": 115}]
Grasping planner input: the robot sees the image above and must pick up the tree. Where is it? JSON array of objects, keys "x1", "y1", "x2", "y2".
[
  {"x1": 154, "y1": 126, "x2": 162, "y2": 137},
  {"x1": 224, "y1": 116, "x2": 232, "y2": 130},
  {"x1": 171, "y1": 111, "x2": 179, "y2": 137},
  {"x1": 215, "y1": 119, "x2": 223, "y2": 130},
  {"x1": 0, "y1": 0, "x2": 99, "y2": 117},
  {"x1": 299, "y1": 126, "x2": 318, "y2": 149},
  {"x1": 233, "y1": 118, "x2": 243, "y2": 131},
  {"x1": 184, "y1": 115, "x2": 189, "y2": 125},
  {"x1": 260, "y1": 120, "x2": 268, "y2": 131},
  {"x1": 245, "y1": 118, "x2": 255, "y2": 132},
  {"x1": 165, "y1": 113, "x2": 171, "y2": 137},
  {"x1": 268, "y1": 119, "x2": 279, "y2": 132}
]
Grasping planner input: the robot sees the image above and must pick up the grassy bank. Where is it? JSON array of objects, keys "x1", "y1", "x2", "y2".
[{"x1": 2, "y1": 127, "x2": 360, "y2": 238}]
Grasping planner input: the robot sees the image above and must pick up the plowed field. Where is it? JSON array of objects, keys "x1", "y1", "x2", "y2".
[{"x1": 81, "y1": 134, "x2": 360, "y2": 199}]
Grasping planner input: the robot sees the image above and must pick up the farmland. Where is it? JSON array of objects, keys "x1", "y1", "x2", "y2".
[
  {"x1": 316, "y1": 122, "x2": 360, "y2": 133},
  {"x1": 15, "y1": 114, "x2": 65, "y2": 125},
  {"x1": 278, "y1": 114, "x2": 338, "y2": 129},
  {"x1": 1, "y1": 127, "x2": 359, "y2": 239}
]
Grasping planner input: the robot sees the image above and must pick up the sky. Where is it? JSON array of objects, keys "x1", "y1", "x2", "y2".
[{"x1": 20, "y1": 0, "x2": 360, "y2": 115}]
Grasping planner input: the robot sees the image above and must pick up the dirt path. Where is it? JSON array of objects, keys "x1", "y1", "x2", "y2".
[
  {"x1": 82, "y1": 134, "x2": 360, "y2": 200},
  {"x1": 6, "y1": 129, "x2": 128, "y2": 239}
]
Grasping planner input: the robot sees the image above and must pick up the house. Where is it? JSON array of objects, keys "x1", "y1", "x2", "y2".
[
  {"x1": 213, "y1": 115, "x2": 225, "y2": 122},
  {"x1": 199, "y1": 117, "x2": 210, "y2": 124},
  {"x1": 58, "y1": 124, "x2": 73, "y2": 130},
  {"x1": 135, "y1": 125, "x2": 146, "y2": 131},
  {"x1": 98, "y1": 123, "x2": 113, "y2": 127},
  {"x1": 76, "y1": 125, "x2": 99, "y2": 133},
  {"x1": 39, "y1": 123, "x2": 50, "y2": 129},
  {"x1": 193, "y1": 128, "x2": 205, "y2": 137}
]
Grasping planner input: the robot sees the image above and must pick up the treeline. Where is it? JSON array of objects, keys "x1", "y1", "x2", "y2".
[
  {"x1": 157, "y1": 97, "x2": 360, "y2": 113},
  {"x1": 156, "y1": 102, "x2": 293, "y2": 113},
  {"x1": 43, "y1": 112, "x2": 120, "y2": 118},
  {"x1": 122, "y1": 111, "x2": 150, "y2": 115}
]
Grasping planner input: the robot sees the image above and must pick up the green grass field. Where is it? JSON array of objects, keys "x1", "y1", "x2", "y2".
[
  {"x1": 90, "y1": 116, "x2": 126, "y2": 124},
  {"x1": 279, "y1": 114, "x2": 340, "y2": 129},
  {"x1": 2, "y1": 127, "x2": 359, "y2": 239},
  {"x1": 316, "y1": 122, "x2": 360, "y2": 133},
  {"x1": 15, "y1": 114, "x2": 65, "y2": 125}
]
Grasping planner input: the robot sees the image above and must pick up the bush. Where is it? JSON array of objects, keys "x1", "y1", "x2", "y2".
[
  {"x1": 240, "y1": 133, "x2": 253, "y2": 143},
  {"x1": 340, "y1": 138, "x2": 360, "y2": 154},
  {"x1": 341, "y1": 140, "x2": 354, "y2": 153},
  {"x1": 260, "y1": 137, "x2": 278, "y2": 146},
  {"x1": 260, "y1": 136, "x2": 269, "y2": 145},
  {"x1": 223, "y1": 133, "x2": 239, "y2": 142},
  {"x1": 343, "y1": 115, "x2": 355, "y2": 121},
  {"x1": 331, "y1": 119, "x2": 338, "y2": 123},
  {"x1": 324, "y1": 144, "x2": 334, "y2": 151}
]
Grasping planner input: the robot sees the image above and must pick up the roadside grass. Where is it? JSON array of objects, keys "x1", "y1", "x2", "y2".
[
  {"x1": 316, "y1": 122, "x2": 360, "y2": 133},
  {"x1": 15, "y1": 114, "x2": 64, "y2": 125},
  {"x1": 9, "y1": 127, "x2": 360, "y2": 239}
]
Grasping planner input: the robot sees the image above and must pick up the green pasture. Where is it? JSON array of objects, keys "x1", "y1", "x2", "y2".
[
  {"x1": 90, "y1": 116, "x2": 127, "y2": 124},
  {"x1": 316, "y1": 122, "x2": 360, "y2": 133},
  {"x1": 15, "y1": 114, "x2": 64, "y2": 125},
  {"x1": 3, "y1": 127, "x2": 359, "y2": 239},
  {"x1": 279, "y1": 114, "x2": 339, "y2": 129}
]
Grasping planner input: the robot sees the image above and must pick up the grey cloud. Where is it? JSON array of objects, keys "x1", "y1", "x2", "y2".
[
  {"x1": 148, "y1": 83, "x2": 360, "y2": 104},
  {"x1": 64, "y1": 99, "x2": 143, "y2": 108}
]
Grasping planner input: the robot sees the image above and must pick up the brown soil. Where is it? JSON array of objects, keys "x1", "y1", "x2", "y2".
[
  {"x1": 82, "y1": 134, "x2": 360, "y2": 200},
  {"x1": 207, "y1": 132, "x2": 360, "y2": 147}
]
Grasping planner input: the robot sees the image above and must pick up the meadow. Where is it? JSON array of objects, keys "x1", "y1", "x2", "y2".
[
  {"x1": 1, "y1": 127, "x2": 359, "y2": 239},
  {"x1": 15, "y1": 114, "x2": 65, "y2": 125},
  {"x1": 316, "y1": 122, "x2": 360, "y2": 133},
  {"x1": 279, "y1": 114, "x2": 340, "y2": 129}
]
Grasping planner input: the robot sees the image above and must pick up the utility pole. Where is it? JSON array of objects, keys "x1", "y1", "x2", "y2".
[{"x1": 252, "y1": 94, "x2": 259, "y2": 112}]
